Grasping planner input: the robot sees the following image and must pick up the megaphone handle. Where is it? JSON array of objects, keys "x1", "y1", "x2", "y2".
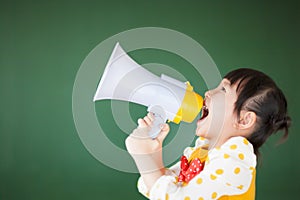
[{"x1": 147, "y1": 105, "x2": 167, "y2": 139}]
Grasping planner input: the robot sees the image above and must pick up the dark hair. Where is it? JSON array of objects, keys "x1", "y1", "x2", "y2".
[{"x1": 224, "y1": 68, "x2": 291, "y2": 156}]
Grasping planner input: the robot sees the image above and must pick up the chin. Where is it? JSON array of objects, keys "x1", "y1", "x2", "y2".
[{"x1": 195, "y1": 128, "x2": 207, "y2": 137}]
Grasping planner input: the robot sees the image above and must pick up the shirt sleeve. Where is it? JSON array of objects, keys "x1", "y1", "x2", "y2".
[
  {"x1": 137, "y1": 162, "x2": 180, "y2": 198},
  {"x1": 138, "y1": 136, "x2": 256, "y2": 200}
]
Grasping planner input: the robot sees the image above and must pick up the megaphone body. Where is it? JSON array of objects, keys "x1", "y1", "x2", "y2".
[{"x1": 93, "y1": 43, "x2": 203, "y2": 138}]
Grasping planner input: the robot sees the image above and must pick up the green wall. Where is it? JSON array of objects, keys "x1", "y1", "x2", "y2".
[{"x1": 1, "y1": 0, "x2": 299, "y2": 199}]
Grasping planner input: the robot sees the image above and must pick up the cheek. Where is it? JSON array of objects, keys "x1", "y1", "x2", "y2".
[
  {"x1": 196, "y1": 94, "x2": 237, "y2": 136},
  {"x1": 211, "y1": 95, "x2": 227, "y2": 119},
  {"x1": 224, "y1": 104, "x2": 237, "y2": 124},
  {"x1": 225, "y1": 105, "x2": 234, "y2": 117}
]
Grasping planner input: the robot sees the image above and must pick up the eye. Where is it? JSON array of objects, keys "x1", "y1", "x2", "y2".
[{"x1": 221, "y1": 86, "x2": 226, "y2": 92}]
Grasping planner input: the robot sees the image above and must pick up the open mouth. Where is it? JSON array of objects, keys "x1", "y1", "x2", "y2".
[{"x1": 199, "y1": 100, "x2": 209, "y2": 120}]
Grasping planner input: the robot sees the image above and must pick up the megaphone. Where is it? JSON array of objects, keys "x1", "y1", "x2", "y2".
[{"x1": 93, "y1": 43, "x2": 203, "y2": 138}]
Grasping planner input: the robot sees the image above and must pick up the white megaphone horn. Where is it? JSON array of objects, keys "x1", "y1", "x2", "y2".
[{"x1": 93, "y1": 42, "x2": 203, "y2": 138}]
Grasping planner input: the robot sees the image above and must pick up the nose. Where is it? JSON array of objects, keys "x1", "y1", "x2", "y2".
[{"x1": 205, "y1": 91, "x2": 210, "y2": 99}]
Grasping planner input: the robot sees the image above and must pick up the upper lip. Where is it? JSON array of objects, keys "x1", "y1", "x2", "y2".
[
  {"x1": 199, "y1": 98, "x2": 209, "y2": 120},
  {"x1": 203, "y1": 98, "x2": 209, "y2": 109}
]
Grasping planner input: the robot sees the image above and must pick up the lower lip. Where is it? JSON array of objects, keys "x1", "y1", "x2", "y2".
[{"x1": 197, "y1": 115, "x2": 208, "y2": 125}]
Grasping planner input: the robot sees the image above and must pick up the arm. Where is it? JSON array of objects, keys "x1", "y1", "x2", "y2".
[{"x1": 125, "y1": 113, "x2": 170, "y2": 190}]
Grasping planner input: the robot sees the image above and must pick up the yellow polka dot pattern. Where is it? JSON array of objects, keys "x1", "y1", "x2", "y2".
[
  {"x1": 234, "y1": 167, "x2": 240, "y2": 174},
  {"x1": 196, "y1": 178, "x2": 203, "y2": 184},
  {"x1": 216, "y1": 169, "x2": 224, "y2": 175},
  {"x1": 224, "y1": 153, "x2": 230, "y2": 159},
  {"x1": 210, "y1": 174, "x2": 217, "y2": 180},
  {"x1": 211, "y1": 192, "x2": 217, "y2": 199},
  {"x1": 238, "y1": 153, "x2": 244, "y2": 160},
  {"x1": 138, "y1": 137, "x2": 256, "y2": 200},
  {"x1": 165, "y1": 193, "x2": 169, "y2": 200},
  {"x1": 237, "y1": 185, "x2": 244, "y2": 190}
]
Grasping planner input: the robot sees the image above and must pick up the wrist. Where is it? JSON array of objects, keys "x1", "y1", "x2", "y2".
[{"x1": 131, "y1": 151, "x2": 165, "y2": 173}]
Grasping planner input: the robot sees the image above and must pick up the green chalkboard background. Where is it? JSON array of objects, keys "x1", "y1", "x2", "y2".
[{"x1": 1, "y1": 0, "x2": 299, "y2": 199}]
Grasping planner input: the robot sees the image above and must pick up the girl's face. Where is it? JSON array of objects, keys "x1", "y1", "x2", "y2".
[{"x1": 196, "y1": 79, "x2": 240, "y2": 147}]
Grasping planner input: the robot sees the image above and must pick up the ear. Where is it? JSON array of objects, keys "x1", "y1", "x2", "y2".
[{"x1": 237, "y1": 110, "x2": 257, "y2": 130}]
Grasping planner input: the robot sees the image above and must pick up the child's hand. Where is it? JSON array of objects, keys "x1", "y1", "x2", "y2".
[{"x1": 125, "y1": 112, "x2": 170, "y2": 155}]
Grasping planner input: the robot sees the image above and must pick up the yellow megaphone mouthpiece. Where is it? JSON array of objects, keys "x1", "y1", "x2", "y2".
[{"x1": 173, "y1": 83, "x2": 203, "y2": 124}]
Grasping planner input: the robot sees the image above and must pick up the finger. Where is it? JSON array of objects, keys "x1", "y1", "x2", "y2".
[
  {"x1": 161, "y1": 123, "x2": 170, "y2": 131},
  {"x1": 147, "y1": 112, "x2": 155, "y2": 121},
  {"x1": 157, "y1": 123, "x2": 170, "y2": 142},
  {"x1": 143, "y1": 116, "x2": 152, "y2": 126},
  {"x1": 137, "y1": 118, "x2": 147, "y2": 128}
]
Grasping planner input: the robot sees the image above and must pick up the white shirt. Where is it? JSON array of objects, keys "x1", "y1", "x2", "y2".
[{"x1": 137, "y1": 136, "x2": 257, "y2": 200}]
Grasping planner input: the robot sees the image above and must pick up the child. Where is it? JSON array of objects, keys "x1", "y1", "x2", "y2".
[{"x1": 125, "y1": 68, "x2": 291, "y2": 200}]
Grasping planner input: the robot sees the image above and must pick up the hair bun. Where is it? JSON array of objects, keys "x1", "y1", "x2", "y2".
[{"x1": 270, "y1": 115, "x2": 291, "y2": 132}]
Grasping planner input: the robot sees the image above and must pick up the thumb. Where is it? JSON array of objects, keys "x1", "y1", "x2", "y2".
[{"x1": 157, "y1": 123, "x2": 170, "y2": 142}]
